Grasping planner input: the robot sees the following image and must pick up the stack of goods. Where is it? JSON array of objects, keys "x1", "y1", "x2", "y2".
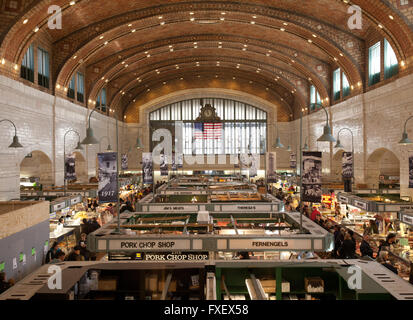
[{"x1": 305, "y1": 277, "x2": 324, "y2": 293}]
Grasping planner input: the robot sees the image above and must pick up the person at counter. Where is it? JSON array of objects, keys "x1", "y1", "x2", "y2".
[
  {"x1": 377, "y1": 251, "x2": 398, "y2": 275},
  {"x1": 50, "y1": 251, "x2": 66, "y2": 264},
  {"x1": 338, "y1": 233, "x2": 356, "y2": 259},
  {"x1": 310, "y1": 206, "x2": 321, "y2": 221},
  {"x1": 378, "y1": 233, "x2": 397, "y2": 255},
  {"x1": 45, "y1": 241, "x2": 62, "y2": 263},
  {"x1": 81, "y1": 218, "x2": 91, "y2": 235},
  {"x1": 66, "y1": 246, "x2": 85, "y2": 261},
  {"x1": 360, "y1": 234, "x2": 374, "y2": 259}
]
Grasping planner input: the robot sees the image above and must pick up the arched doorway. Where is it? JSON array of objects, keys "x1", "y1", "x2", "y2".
[
  {"x1": 366, "y1": 148, "x2": 400, "y2": 188},
  {"x1": 331, "y1": 149, "x2": 345, "y2": 182},
  {"x1": 20, "y1": 150, "x2": 53, "y2": 187},
  {"x1": 73, "y1": 151, "x2": 88, "y2": 183}
]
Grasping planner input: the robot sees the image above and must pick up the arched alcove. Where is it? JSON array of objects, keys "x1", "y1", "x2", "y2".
[
  {"x1": 366, "y1": 148, "x2": 400, "y2": 188},
  {"x1": 20, "y1": 150, "x2": 53, "y2": 186},
  {"x1": 72, "y1": 151, "x2": 88, "y2": 183},
  {"x1": 331, "y1": 149, "x2": 345, "y2": 182}
]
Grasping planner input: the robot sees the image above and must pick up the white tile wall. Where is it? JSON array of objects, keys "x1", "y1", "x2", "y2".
[{"x1": 2, "y1": 73, "x2": 413, "y2": 200}]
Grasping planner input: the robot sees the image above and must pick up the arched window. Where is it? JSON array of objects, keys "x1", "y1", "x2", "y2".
[{"x1": 149, "y1": 98, "x2": 267, "y2": 155}]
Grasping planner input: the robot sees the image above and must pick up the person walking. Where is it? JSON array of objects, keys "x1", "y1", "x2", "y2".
[
  {"x1": 360, "y1": 234, "x2": 374, "y2": 258},
  {"x1": 339, "y1": 233, "x2": 356, "y2": 259}
]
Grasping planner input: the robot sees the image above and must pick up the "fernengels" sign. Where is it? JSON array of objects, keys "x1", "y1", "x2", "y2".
[{"x1": 227, "y1": 239, "x2": 312, "y2": 250}]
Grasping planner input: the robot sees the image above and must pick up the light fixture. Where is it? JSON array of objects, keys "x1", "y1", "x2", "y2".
[
  {"x1": 389, "y1": 15, "x2": 394, "y2": 20},
  {"x1": 302, "y1": 139, "x2": 309, "y2": 151},
  {"x1": 34, "y1": 27, "x2": 39, "y2": 32},
  {"x1": 317, "y1": 104, "x2": 336, "y2": 143},
  {"x1": 1, "y1": 58, "x2": 5, "y2": 65},
  {"x1": 70, "y1": 1, "x2": 75, "y2": 5},
  {"x1": 274, "y1": 136, "x2": 284, "y2": 149},
  {"x1": 399, "y1": 115, "x2": 413, "y2": 145},
  {"x1": 334, "y1": 139, "x2": 344, "y2": 149},
  {"x1": 23, "y1": 19, "x2": 28, "y2": 24},
  {"x1": 280, "y1": 28, "x2": 285, "y2": 32},
  {"x1": 160, "y1": 21, "x2": 165, "y2": 25},
  {"x1": 99, "y1": 36, "x2": 104, "y2": 39},
  {"x1": 287, "y1": 145, "x2": 292, "y2": 152},
  {"x1": 0, "y1": 119, "x2": 23, "y2": 148},
  {"x1": 80, "y1": 111, "x2": 99, "y2": 145},
  {"x1": 135, "y1": 137, "x2": 143, "y2": 149}
]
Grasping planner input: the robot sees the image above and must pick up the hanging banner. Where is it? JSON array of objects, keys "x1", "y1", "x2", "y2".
[
  {"x1": 97, "y1": 152, "x2": 118, "y2": 203},
  {"x1": 65, "y1": 153, "x2": 76, "y2": 181},
  {"x1": 142, "y1": 153, "x2": 153, "y2": 184},
  {"x1": 302, "y1": 152, "x2": 322, "y2": 203},
  {"x1": 240, "y1": 154, "x2": 259, "y2": 177},
  {"x1": 249, "y1": 154, "x2": 259, "y2": 177},
  {"x1": 266, "y1": 152, "x2": 277, "y2": 183},
  {"x1": 160, "y1": 154, "x2": 168, "y2": 176},
  {"x1": 121, "y1": 154, "x2": 128, "y2": 171},
  {"x1": 290, "y1": 153, "x2": 297, "y2": 169},
  {"x1": 409, "y1": 153, "x2": 413, "y2": 188},
  {"x1": 171, "y1": 153, "x2": 177, "y2": 171},
  {"x1": 342, "y1": 152, "x2": 353, "y2": 178},
  {"x1": 176, "y1": 153, "x2": 183, "y2": 169}
]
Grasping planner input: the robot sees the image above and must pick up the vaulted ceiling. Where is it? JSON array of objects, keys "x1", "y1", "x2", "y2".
[{"x1": 0, "y1": 0, "x2": 412, "y2": 122}]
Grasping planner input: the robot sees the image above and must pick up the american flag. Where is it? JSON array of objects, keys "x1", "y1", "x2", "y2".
[{"x1": 194, "y1": 122, "x2": 222, "y2": 140}]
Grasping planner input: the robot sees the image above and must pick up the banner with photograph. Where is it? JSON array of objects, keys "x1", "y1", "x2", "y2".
[
  {"x1": 142, "y1": 153, "x2": 153, "y2": 184},
  {"x1": 249, "y1": 154, "x2": 259, "y2": 177},
  {"x1": 160, "y1": 154, "x2": 168, "y2": 176},
  {"x1": 302, "y1": 152, "x2": 322, "y2": 203},
  {"x1": 176, "y1": 153, "x2": 183, "y2": 169},
  {"x1": 121, "y1": 154, "x2": 128, "y2": 171},
  {"x1": 409, "y1": 153, "x2": 413, "y2": 188},
  {"x1": 266, "y1": 152, "x2": 277, "y2": 183},
  {"x1": 290, "y1": 153, "x2": 297, "y2": 169},
  {"x1": 65, "y1": 153, "x2": 76, "y2": 181},
  {"x1": 97, "y1": 152, "x2": 118, "y2": 203},
  {"x1": 342, "y1": 152, "x2": 353, "y2": 178},
  {"x1": 171, "y1": 153, "x2": 177, "y2": 171}
]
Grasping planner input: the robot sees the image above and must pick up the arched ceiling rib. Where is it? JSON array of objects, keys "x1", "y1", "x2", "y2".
[{"x1": 0, "y1": 0, "x2": 412, "y2": 122}]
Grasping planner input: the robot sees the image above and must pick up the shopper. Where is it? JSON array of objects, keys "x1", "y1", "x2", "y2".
[
  {"x1": 333, "y1": 226, "x2": 344, "y2": 258},
  {"x1": 50, "y1": 251, "x2": 66, "y2": 264},
  {"x1": 89, "y1": 217, "x2": 101, "y2": 233},
  {"x1": 310, "y1": 206, "x2": 321, "y2": 221},
  {"x1": 0, "y1": 272, "x2": 11, "y2": 294},
  {"x1": 45, "y1": 241, "x2": 61, "y2": 263},
  {"x1": 378, "y1": 233, "x2": 397, "y2": 254},
  {"x1": 78, "y1": 233, "x2": 90, "y2": 260},
  {"x1": 377, "y1": 251, "x2": 398, "y2": 275},
  {"x1": 66, "y1": 246, "x2": 85, "y2": 261},
  {"x1": 81, "y1": 218, "x2": 91, "y2": 235},
  {"x1": 360, "y1": 234, "x2": 374, "y2": 258},
  {"x1": 120, "y1": 200, "x2": 134, "y2": 213},
  {"x1": 338, "y1": 233, "x2": 356, "y2": 259}
]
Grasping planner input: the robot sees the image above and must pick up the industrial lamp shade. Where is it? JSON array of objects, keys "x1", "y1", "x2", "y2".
[
  {"x1": 81, "y1": 127, "x2": 99, "y2": 145},
  {"x1": 75, "y1": 141, "x2": 83, "y2": 151},
  {"x1": 399, "y1": 132, "x2": 413, "y2": 145},
  {"x1": 287, "y1": 145, "x2": 292, "y2": 152},
  {"x1": 302, "y1": 142, "x2": 309, "y2": 151},
  {"x1": 334, "y1": 139, "x2": 344, "y2": 149},
  {"x1": 135, "y1": 137, "x2": 143, "y2": 149},
  {"x1": 9, "y1": 135, "x2": 23, "y2": 148},
  {"x1": 317, "y1": 125, "x2": 336, "y2": 143},
  {"x1": 106, "y1": 144, "x2": 112, "y2": 152},
  {"x1": 274, "y1": 136, "x2": 284, "y2": 149}
]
